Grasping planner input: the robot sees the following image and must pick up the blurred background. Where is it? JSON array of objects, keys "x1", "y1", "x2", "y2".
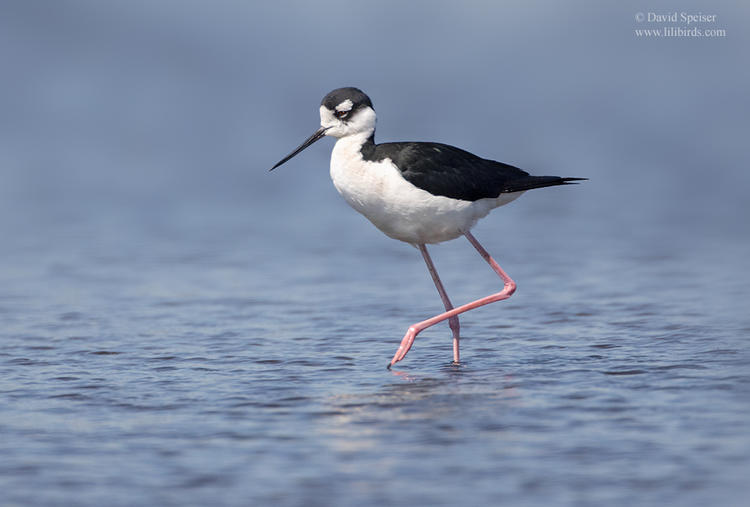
[
  {"x1": 2, "y1": 0, "x2": 748, "y2": 245},
  {"x1": 1, "y1": 1, "x2": 748, "y2": 506}
]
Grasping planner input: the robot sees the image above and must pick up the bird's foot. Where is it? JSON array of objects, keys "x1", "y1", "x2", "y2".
[{"x1": 387, "y1": 325, "x2": 419, "y2": 369}]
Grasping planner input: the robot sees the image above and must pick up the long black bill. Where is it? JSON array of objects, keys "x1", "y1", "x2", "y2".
[{"x1": 270, "y1": 126, "x2": 329, "y2": 171}]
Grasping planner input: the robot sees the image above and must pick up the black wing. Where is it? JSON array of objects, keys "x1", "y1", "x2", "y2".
[{"x1": 367, "y1": 141, "x2": 583, "y2": 202}]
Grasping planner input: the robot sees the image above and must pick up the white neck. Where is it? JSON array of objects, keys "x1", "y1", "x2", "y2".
[{"x1": 339, "y1": 130, "x2": 373, "y2": 147}]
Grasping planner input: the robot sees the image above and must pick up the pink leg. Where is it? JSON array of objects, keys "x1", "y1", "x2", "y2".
[
  {"x1": 388, "y1": 231, "x2": 516, "y2": 368},
  {"x1": 418, "y1": 244, "x2": 461, "y2": 363}
]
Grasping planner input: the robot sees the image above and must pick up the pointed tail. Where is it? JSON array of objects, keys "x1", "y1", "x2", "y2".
[{"x1": 502, "y1": 176, "x2": 587, "y2": 193}]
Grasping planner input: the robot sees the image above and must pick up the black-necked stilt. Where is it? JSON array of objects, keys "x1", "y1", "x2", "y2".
[{"x1": 271, "y1": 87, "x2": 585, "y2": 368}]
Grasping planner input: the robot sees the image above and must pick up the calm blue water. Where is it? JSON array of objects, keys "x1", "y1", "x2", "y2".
[
  {"x1": 2, "y1": 1, "x2": 749, "y2": 506},
  {"x1": 1, "y1": 197, "x2": 748, "y2": 506}
]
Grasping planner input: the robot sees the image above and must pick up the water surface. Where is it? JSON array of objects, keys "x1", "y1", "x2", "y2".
[{"x1": 1, "y1": 1, "x2": 749, "y2": 505}]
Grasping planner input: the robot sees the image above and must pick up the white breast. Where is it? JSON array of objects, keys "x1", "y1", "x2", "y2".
[{"x1": 329, "y1": 134, "x2": 522, "y2": 245}]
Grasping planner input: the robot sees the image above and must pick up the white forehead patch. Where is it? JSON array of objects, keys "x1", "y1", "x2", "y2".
[{"x1": 335, "y1": 99, "x2": 353, "y2": 112}]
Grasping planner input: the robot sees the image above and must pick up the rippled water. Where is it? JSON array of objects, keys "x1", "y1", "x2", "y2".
[
  {"x1": 2, "y1": 2, "x2": 749, "y2": 505},
  {"x1": 1, "y1": 197, "x2": 748, "y2": 507}
]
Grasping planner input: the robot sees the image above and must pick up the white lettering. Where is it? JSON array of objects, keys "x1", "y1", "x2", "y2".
[{"x1": 648, "y1": 12, "x2": 678, "y2": 23}]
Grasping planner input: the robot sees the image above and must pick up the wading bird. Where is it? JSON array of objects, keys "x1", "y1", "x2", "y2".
[{"x1": 271, "y1": 87, "x2": 585, "y2": 368}]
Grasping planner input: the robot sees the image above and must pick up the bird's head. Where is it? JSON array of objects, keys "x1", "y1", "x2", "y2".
[
  {"x1": 271, "y1": 87, "x2": 375, "y2": 170},
  {"x1": 318, "y1": 87, "x2": 376, "y2": 139}
]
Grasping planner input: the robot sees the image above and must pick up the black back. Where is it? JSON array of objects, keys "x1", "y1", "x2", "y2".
[{"x1": 360, "y1": 137, "x2": 583, "y2": 201}]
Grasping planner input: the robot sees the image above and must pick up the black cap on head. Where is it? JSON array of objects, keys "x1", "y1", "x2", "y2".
[{"x1": 321, "y1": 87, "x2": 373, "y2": 112}]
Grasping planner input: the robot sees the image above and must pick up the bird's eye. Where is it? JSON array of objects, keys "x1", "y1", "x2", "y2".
[{"x1": 334, "y1": 110, "x2": 349, "y2": 119}]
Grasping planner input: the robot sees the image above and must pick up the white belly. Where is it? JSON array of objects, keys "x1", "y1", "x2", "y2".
[{"x1": 329, "y1": 135, "x2": 522, "y2": 244}]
